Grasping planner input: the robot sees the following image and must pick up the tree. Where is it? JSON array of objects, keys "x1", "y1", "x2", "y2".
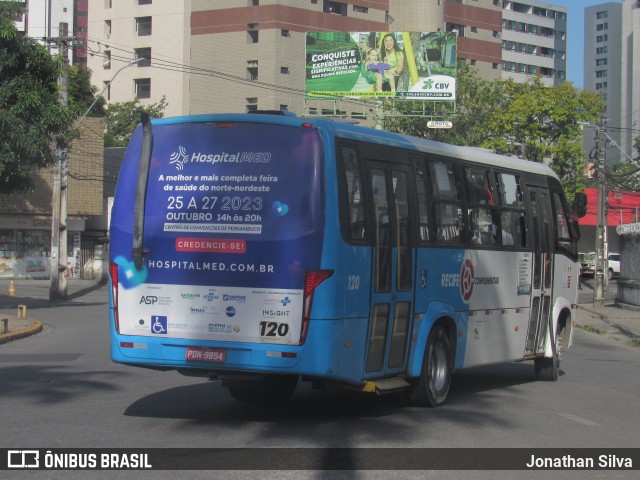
[
  {"x1": 0, "y1": 3, "x2": 75, "y2": 193},
  {"x1": 67, "y1": 64, "x2": 105, "y2": 117},
  {"x1": 481, "y1": 77, "x2": 602, "y2": 194},
  {"x1": 103, "y1": 97, "x2": 168, "y2": 147}
]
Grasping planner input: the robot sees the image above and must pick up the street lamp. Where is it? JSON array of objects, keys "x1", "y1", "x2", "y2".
[
  {"x1": 49, "y1": 58, "x2": 143, "y2": 300},
  {"x1": 77, "y1": 58, "x2": 144, "y2": 127}
]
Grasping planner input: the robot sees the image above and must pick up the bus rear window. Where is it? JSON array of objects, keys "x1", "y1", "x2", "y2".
[{"x1": 142, "y1": 122, "x2": 325, "y2": 241}]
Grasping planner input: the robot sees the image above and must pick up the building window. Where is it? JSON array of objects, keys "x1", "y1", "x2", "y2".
[
  {"x1": 138, "y1": 0, "x2": 152, "y2": 5},
  {"x1": 471, "y1": 26, "x2": 478, "y2": 33},
  {"x1": 324, "y1": 1, "x2": 347, "y2": 15},
  {"x1": 470, "y1": 59, "x2": 476, "y2": 66},
  {"x1": 596, "y1": 58, "x2": 607, "y2": 66},
  {"x1": 246, "y1": 104, "x2": 258, "y2": 112},
  {"x1": 136, "y1": 17, "x2": 152, "y2": 36},
  {"x1": 281, "y1": 29, "x2": 290, "y2": 37},
  {"x1": 529, "y1": 25, "x2": 538, "y2": 35},
  {"x1": 446, "y1": 23, "x2": 465, "y2": 37},
  {"x1": 103, "y1": 50, "x2": 111, "y2": 69},
  {"x1": 353, "y1": 5, "x2": 368, "y2": 13},
  {"x1": 249, "y1": 0, "x2": 259, "y2": 5},
  {"x1": 596, "y1": 23, "x2": 608, "y2": 31},
  {"x1": 595, "y1": 70, "x2": 607, "y2": 78},
  {"x1": 105, "y1": 0, "x2": 112, "y2": 8},
  {"x1": 248, "y1": 26, "x2": 259, "y2": 43},
  {"x1": 103, "y1": 81, "x2": 111, "y2": 100},
  {"x1": 247, "y1": 60, "x2": 258, "y2": 81},
  {"x1": 280, "y1": 105, "x2": 288, "y2": 111},
  {"x1": 518, "y1": 43, "x2": 526, "y2": 53},
  {"x1": 135, "y1": 78, "x2": 151, "y2": 99},
  {"x1": 280, "y1": 67, "x2": 289, "y2": 74},
  {"x1": 104, "y1": 19, "x2": 111, "y2": 37},
  {"x1": 596, "y1": 11, "x2": 608, "y2": 19},
  {"x1": 135, "y1": 47, "x2": 151, "y2": 67},
  {"x1": 527, "y1": 65, "x2": 537, "y2": 75},
  {"x1": 492, "y1": 63, "x2": 498, "y2": 69}
]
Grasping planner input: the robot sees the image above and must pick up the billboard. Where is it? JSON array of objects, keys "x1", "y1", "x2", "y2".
[{"x1": 305, "y1": 31, "x2": 457, "y2": 100}]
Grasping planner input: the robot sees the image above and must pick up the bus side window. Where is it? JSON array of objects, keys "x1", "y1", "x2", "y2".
[
  {"x1": 464, "y1": 167, "x2": 499, "y2": 246},
  {"x1": 551, "y1": 190, "x2": 576, "y2": 255},
  {"x1": 415, "y1": 158, "x2": 431, "y2": 243},
  {"x1": 431, "y1": 160, "x2": 465, "y2": 245},
  {"x1": 496, "y1": 172, "x2": 527, "y2": 248},
  {"x1": 340, "y1": 147, "x2": 366, "y2": 242}
]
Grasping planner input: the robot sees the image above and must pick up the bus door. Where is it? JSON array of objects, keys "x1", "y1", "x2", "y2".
[
  {"x1": 525, "y1": 186, "x2": 553, "y2": 356},
  {"x1": 364, "y1": 162, "x2": 415, "y2": 377}
]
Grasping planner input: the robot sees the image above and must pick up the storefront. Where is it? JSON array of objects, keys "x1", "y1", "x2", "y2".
[{"x1": 0, "y1": 215, "x2": 85, "y2": 279}]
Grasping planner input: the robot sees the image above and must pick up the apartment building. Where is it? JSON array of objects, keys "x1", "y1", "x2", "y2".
[
  {"x1": 87, "y1": 0, "x2": 510, "y2": 117},
  {"x1": 584, "y1": 0, "x2": 639, "y2": 167},
  {"x1": 501, "y1": 0, "x2": 567, "y2": 87},
  {"x1": 11, "y1": 0, "x2": 88, "y2": 66},
  {"x1": 444, "y1": 0, "x2": 503, "y2": 81}
]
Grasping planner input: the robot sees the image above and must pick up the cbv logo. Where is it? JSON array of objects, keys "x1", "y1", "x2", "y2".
[{"x1": 139, "y1": 296, "x2": 158, "y2": 305}]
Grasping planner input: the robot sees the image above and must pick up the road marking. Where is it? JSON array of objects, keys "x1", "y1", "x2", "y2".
[{"x1": 556, "y1": 411, "x2": 600, "y2": 426}]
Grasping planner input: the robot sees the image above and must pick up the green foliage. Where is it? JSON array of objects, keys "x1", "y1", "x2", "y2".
[
  {"x1": 68, "y1": 64, "x2": 105, "y2": 117},
  {"x1": 0, "y1": 3, "x2": 75, "y2": 193},
  {"x1": 385, "y1": 62, "x2": 604, "y2": 197},
  {"x1": 104, "y1": 97, "x2": 168, "y2": 147},
  {"x1": 607, "y1": 162, "x2": 640, "y2": 192},
  {"x1": 481, "y1": 77, "x2": 602, "y2": 194}
]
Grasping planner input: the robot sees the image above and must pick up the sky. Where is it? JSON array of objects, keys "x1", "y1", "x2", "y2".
[{"x1": 548, "y1": 0, "x2": 622, "y2": 87}]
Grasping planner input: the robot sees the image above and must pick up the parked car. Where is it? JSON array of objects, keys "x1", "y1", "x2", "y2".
[
  {"x1": 607, "y1": 252, "x2": 620, "y2": 280},
  {"x1": 580, "y1": 252, "x2": 596, "y2": 277}
]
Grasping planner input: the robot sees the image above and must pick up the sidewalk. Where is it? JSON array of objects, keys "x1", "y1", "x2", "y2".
[
  {"x1": 575, "y1": 301, "x2": 640, "y2": 348},
  {"x1": 1, "y1": 279, "x2": 639, "y2": 348},
  {"x1": 0, "y1": 279, "x2": 107, "y2": 344}
]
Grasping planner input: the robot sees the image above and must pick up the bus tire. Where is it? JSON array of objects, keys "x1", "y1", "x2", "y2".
[
  {"x1": 227, "y1": 374, "x2": 298, "y2": 403},
  {"x1": 534, "y1": 321, "x2": 564, "y2": 382},
  {"x1": 406, "y1": 324, "x2": 453, "y2": 407}
]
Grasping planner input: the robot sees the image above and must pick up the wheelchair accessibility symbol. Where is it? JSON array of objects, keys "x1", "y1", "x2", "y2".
[{"x1": 151, "y1": 315, "x2": 168, "y2": 334}]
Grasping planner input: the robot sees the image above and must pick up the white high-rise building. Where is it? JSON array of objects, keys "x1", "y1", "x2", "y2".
[
  {"x1": 501, "y1": 0, "x2": 568, "y2": 86},
  {"x1": 584, "y1": 0, "x2": 639, "y2": 166}
]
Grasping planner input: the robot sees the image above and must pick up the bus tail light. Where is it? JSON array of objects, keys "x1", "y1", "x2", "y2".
[
  {"x1": 109, "y1": 262, "x2": 120, "y2": 333},
  {"x1": 300, "y1": 269, "x2": 333, "y2": 345}
]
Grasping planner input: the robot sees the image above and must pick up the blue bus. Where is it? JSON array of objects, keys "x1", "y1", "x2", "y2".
[{"x1": 109, "y1": 112, "x2": 586, "y2": 406}]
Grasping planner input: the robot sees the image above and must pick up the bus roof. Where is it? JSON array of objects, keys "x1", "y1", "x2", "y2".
[{"x1": 148, "y1": 113, "x2": 558, "y2": 180}]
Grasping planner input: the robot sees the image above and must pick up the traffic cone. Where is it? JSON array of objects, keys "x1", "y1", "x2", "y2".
[{"x1": 8, "y1": 280, "x2": 15, "y2": 296}]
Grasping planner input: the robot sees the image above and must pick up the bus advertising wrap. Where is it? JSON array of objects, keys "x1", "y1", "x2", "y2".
[
  {"x1": 306, "y1": 31, "x2": 457, "y2": 100},
  {"x1": 110, "y1": 121, "x2": 325, "y2": 344}
]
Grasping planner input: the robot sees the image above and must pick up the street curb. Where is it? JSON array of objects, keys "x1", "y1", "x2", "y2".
[{"x1": 0, "y1": 320, "x2": 43, "y2": 345}]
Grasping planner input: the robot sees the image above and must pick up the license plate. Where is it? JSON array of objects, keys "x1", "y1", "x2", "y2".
[{"x1": 185, "y1": 347, "x2": 226, "y2": 363}]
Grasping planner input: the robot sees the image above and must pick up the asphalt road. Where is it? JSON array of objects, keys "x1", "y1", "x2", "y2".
[{"x1": 0, "y1": 281, "x2": 638, "y2": 479}]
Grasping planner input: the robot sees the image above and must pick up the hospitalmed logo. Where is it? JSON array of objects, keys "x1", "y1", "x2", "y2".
[{"x1": 169, "y1": 146, "x2": 189, "y2": 171}]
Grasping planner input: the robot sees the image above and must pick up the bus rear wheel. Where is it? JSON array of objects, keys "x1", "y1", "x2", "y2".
[
  {"x1": 406, "y1": 324, "x2": 453, "y2": 407},
  {"x1": 226, "y1": 374, "x2": 298, "y2": 403}
]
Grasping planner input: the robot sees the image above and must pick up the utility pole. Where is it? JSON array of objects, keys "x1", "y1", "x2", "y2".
[
  {"x1": 594, "y1": 122, "x2": 607, "y2": 306},
  {"x1": 48, "y1": 23, "x2": 73, "y2": 300}
]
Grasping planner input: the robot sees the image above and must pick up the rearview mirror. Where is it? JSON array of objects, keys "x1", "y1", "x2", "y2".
[{"x1": 573, "y1": 192, "x2": 587, "y2": 218}]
